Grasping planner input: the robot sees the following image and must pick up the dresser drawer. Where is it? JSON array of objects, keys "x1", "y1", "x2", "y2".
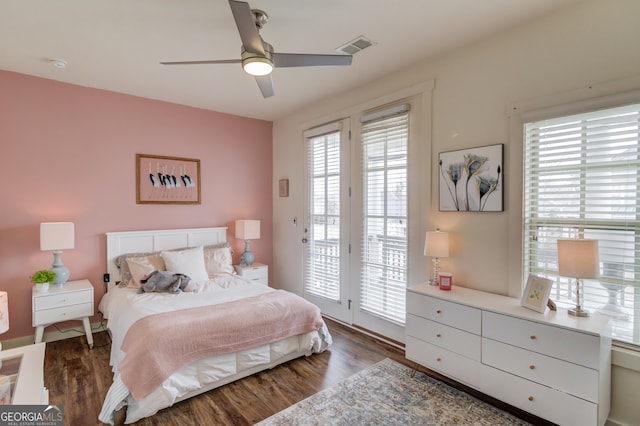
[
  {"x1": 33, "y1": 303, "x2": 93, "y2": 326},
  {"x1": 482, "y1": 311, "x2": 600, "y2": 369},
  {"x1": 482, "y1": 364, "x2": 598, "y2": 426},
  {"x1": 407, "y1": 293, "x2": 481, "y2": 334},
  {"x1": 482, "y1": 338, "x2": 598, "y2": 402},
  {"x1": 33, "y1": 290, "x2": 92, "y2": 311},
  {"x1": 407, "y1": 314, "x2": 481, "y2": 361},
  {"x1": 406, "y1": 336, "x2": 482, "y2": 389}
]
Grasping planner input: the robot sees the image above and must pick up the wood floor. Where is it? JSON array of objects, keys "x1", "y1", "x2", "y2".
[{"x1": 43, "y1": 318, "x2": 551, "y2": 425}]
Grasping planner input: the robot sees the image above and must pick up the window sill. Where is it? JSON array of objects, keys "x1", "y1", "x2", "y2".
[{"x1": 612, "y1": 343, "x2": 640, "y2": 372}]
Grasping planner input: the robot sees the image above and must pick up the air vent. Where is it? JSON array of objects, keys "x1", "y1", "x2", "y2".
[{"x1": 336, "y1": 35, "x2": 376, "y2": 55}]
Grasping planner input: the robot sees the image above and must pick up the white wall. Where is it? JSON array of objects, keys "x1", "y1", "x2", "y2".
[{"x1": 273, "y1": 1, "x2": 640, "y2": 424}]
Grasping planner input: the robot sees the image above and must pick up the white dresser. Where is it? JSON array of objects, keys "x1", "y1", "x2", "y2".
[{"x1": 406, "y1": 284, "x2": 612, "y2": 426}]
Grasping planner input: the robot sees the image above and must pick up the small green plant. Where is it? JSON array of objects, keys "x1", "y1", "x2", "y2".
[{"x1": 31, "y1": 269, "x2": 56, "y2": 284}]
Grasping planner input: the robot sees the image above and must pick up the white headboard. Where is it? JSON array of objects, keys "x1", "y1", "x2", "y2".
[{"x1": 106, "y1": 227, "x2": 228, "y2": 284}]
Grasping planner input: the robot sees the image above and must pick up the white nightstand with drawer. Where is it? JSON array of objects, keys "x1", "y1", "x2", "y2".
[
  {"x1": 234, "y1": 263, "x2": 268, "y2": 286},
  {"x1": 32, "y1": 279, "x2": 94, "y2": 348}
]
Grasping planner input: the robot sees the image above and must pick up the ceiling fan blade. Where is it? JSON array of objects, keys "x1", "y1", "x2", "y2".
[
  {"x1": 229, "y1": 0, "x2": 264, "y2": 55},
  {"x1": 255, "y1": 75, "x2": 274, "y2": 98},
  {"x1": 272, "y1": 53, "x2": 352, "y2": 68},
  {"x1": 161, "y1": 59, "x2": 241, "y2": 65}
]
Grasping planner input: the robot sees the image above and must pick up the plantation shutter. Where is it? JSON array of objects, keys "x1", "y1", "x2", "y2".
[
  {"x1": 303, "y1": 122, "x2": 342, "y2": 301},
  {"x1": 523, "y1": 102, "x2": 640, "y2": 345},
  {"x1": 360, "y1": 104, "x2": 410, "y2": 324}
]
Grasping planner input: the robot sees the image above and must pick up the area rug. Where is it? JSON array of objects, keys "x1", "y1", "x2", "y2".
[{"x1": 256, "y1": 358, "x2": 532, "y2": 426}]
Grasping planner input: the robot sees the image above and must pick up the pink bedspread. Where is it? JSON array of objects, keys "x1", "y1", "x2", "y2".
[{"x1": 118, "y1": 290, "x2": 323, "y2": 399}]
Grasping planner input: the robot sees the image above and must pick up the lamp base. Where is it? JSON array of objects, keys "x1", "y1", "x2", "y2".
[
  {"x1": 428, "y1": 257, "x2": 440, "y2": 286},
  {"x1": 51, "y1": 251, "x2": 70, "y2": 285},
  {"x1": 240, "y1": 241, "x2": 255, "y2": 266},
  {"x1": 568, "y1": 306, "x2": 589, "y2": 317}
]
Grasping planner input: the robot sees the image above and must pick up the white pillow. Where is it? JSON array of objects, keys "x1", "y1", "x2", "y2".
[
  {"x1": 161, "y1": 246, "x2": 209, "y2": 282},
  {"x1": 204, "y1": 246, "x2": 235, "y2": 277}
]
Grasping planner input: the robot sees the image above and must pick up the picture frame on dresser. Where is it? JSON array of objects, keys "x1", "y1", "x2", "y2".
[{"x1": 521, "y1": 274, "x2": 553, "y2": 313}]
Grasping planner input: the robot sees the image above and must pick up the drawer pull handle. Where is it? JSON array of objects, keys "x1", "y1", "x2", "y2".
[
  {"x1": 529, "y1": 365, "x2": 535, "y2": 370},
  {"x1": 436, "y1": 333, "x2": 442, "y2": 338},
  {"x1": 530, "y1": 335, "x2": 536, "y2": 340},
  {"x1": 436, "y1": 310, "x2": 442, "y2": 314},
  {"x1": 436, "y1": 357, "x2": 442, "y2": 362},
  {"x1": 528, "y1": 396, "x2": 534, "y2": 402}
]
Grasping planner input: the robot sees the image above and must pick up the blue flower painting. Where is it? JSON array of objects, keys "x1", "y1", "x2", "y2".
[{"x1": 439, "y1": 144, "x2": 503, "y2": 212}]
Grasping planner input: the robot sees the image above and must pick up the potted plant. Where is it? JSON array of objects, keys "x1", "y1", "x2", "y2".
[{"x1": 31, "y1": 270, "x2": 56, "y2": 292}]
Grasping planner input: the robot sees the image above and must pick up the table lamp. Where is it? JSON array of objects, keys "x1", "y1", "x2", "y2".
[
  {"x1": 40, "y1": 222, "x2": 75, "y2": 285},
  {"x1": 0, "y1": 291, "x2": 8, "y2": 352},
  {"x1": 425, "y1": 229, "x2": 449, "y2": 286},
  {"x1": 557, "y1": 238, "x2": 599, "y2": 317},
  {"x1": 236, "y1": 220, "x2": 260, "y2": 266}
]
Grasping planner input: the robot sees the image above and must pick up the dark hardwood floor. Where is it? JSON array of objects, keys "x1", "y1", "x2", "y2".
[{"x1": 43, "y1": 318, "x2": 552, "y2": 425}]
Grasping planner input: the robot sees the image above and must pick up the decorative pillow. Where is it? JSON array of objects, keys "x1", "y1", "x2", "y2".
[
  {"x1": 115, "y1": 251, "x2": 155, "y2": 288},
  {"x1": 161, "y1": 245, "x2": 209, "y2": 282},
  {"x1": 125, "y1": 254, "x2": 166, "y2": 289},
  {"x1": 204, "y1": 245, "x2": 235, "y2": 277}
]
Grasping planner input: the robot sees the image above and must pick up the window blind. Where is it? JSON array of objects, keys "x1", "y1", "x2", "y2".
[
  {"x1": 304, "y1": 126, "x2": 342, "y2": 301},
  {"x1": 360, "y1": 104, "x2": 410, "y2": 324},
  {"x1": 523, "y1": 102, "x2": 640, "y2": 346}
]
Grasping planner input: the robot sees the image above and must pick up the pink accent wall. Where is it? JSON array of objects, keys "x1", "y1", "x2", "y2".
[{"x1": 0, "y1": 70, "x2": 273, "y2": 341}]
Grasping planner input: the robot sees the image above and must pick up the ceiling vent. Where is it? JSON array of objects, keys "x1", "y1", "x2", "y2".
[{"x1": 336, "y1": 35, "x2": 376, "y2": 55}]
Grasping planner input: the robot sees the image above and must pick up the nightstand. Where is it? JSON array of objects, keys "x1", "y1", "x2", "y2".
[
  {"x1": 32, "y1": 279, "x2": 94, "y2": 348},
  {"x1": 234, "y1": 263, "x2": 268, "y2": 286}
]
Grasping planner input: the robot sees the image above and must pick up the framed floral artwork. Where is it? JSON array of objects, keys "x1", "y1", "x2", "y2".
[
  {"x1": 136, "y1": 154, "x2": 201, "y2": 204},
  {"x1": 438, "y1": 143, "x2": 503, "y2": 212},
  {"x1": 521, "y1": 274, "x2": 553, "y2": 313}
]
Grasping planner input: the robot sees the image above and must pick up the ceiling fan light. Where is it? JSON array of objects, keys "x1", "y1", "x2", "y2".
[{"x1": 243, "y1": 57, "x2": 273, "y2": 76}]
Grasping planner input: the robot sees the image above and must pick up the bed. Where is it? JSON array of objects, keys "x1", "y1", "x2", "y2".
[{"x1": 97, "y1": 227, "x2": 332, "y2": 424}]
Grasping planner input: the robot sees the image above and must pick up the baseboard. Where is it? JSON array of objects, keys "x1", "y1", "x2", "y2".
[{"x1": 2, "y1": 321, "x2": 107, "y2": 350}]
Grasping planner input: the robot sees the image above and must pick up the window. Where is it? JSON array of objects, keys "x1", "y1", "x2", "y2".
[
  {"x1": 360, "y1": 104, "x2": 409, "y2": 324},
  {"x1": 524, "y1": 102, "x2": 640, "y2": 346}
]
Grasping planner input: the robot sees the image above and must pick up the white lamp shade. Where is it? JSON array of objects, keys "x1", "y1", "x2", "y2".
[
  {"x1": 558, "y1": 239, "x2": 599, "y2": 279},
  {"x1": 235, "y1": 220, "x2": 261, "y2": 240},
  {"x1": 424, "y1": 230, "x2": 449, "y2": 258},
  {"x1": 0, "y1": 291, "x2": 8, "y2": 334},
  {"x1": 40, "y1": 222, "x2": 75, "y2": 251}
]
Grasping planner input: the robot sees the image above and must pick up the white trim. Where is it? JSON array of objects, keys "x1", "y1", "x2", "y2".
[
  {"x1": 303, "y1": 121, "x2": 342, "y2": 139},
  {"x1": 507, "y1": 74, "x2": 640, "y2": 119}
]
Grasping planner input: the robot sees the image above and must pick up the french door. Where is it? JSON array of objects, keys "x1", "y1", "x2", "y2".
[
  {"x1": 302, "y1": 120, "x2": 351, "y2": 322},
  {"x1": 302, "y1": 99, "x2": 421, "y2": 342}
]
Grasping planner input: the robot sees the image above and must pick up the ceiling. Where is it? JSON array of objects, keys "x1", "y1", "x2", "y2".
[{"x1": 0, "y1": 0, "x2": 582, "y2": 121}]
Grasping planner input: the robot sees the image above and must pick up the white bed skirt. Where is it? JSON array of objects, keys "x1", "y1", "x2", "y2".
[{"x1": 99, "y1": 324, "x2": 331, "y2": 424}]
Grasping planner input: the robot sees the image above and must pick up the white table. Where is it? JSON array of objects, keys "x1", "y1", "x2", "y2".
[{"x1": 0, "y1": 342, "x2": 48, "y2": 404}]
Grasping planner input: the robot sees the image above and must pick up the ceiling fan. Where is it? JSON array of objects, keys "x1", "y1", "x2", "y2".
[{"x1": 160, "y1": 0, "x2": 353, "y2": 98}]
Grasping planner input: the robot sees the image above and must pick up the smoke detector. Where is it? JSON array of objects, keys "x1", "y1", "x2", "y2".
[{"x1": 50, "y1": 59, "x2": 67, "y2": 69}]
